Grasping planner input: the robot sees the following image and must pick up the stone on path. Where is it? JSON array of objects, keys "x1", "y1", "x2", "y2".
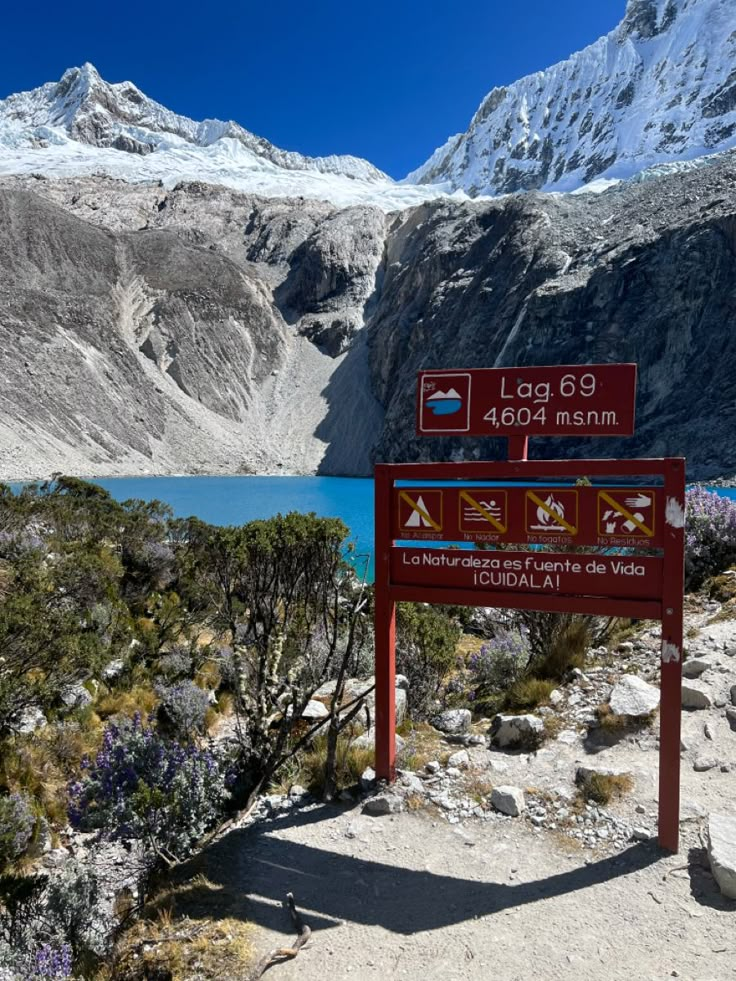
[
  {"x1": 608, "y1": 674, "x2": 660, "y2": 717},
  {"x1": 448, "y1": 749, "x2": 470, "y2": 769},
  {"x1": 693, "y1": 757, "x2": 718, "y2": 772},
  {"x1": 362, "y1": 793, "x2": 404, "y2": 816},
  {"x1": 707, "y1": 814, "x2": 736, "y2": 899},
  {"x1": 433, "y1": 709, "x2": 471, "y2": 734},
  {"x1": 681, "y1": 681, "x2": 712, "y2": 710},
  {"x1": 682, "y1": 658, "x2": 713, "y2": 679},
  {"x1": 490, "y1": 713, "x2": 544, "y2": 749},
  {"x1": 730, "y1": 685, "x2": 736, "y2": 706},
  {"x1": 490, "y1": 786, "x2": 526, "y2": 817},
  {"x1": 576, "y1": 764, "x2": 632, "y2": 790}
]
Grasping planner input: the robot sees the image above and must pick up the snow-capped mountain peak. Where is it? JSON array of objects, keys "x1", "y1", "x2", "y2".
[
  {"x1": 406, "y1": 0, "x2": 736, "y2": 195},
  {"x1": 0, "y1": 63, "x2": 389, "y2": 181}
]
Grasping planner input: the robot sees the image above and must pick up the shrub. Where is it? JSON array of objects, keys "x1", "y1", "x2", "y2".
[
  {"x1": 155, "y1": 681, "x2": 210, "y2": 741},
  {"x1": 504, "y1": 677, "x2": 556, "y2": 711},
  {"x1": 68, "y1": 716, "x2": 230, "y2": 864},
  {"x1": 155, "y1": 648, "x2": 193, "y2": 681},
  {"x1": 580, "y1": 772, "x2": 633, "y2": 806},
  {"x1": 468, "y1": 627, "x2": 530, "y2": 694},
  {"x1": 396, "y1": 604, "x2": 461, "y2": 720},
  {"x1": 297, "y1": 734, "x2": 374, "y2": 796},
  {"x1": 32, "y1": 943, "x2": 74, "y2": 979},
  {"x1": 0, "y1": 793, "x2": 37, "y2": 869},
  {"x1": 685, "y1": 487, "x2": 736, "y2": 590}
]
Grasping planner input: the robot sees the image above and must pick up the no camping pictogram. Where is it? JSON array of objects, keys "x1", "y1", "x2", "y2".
[
  {"x1": 458, "y1": 489, "x2": 508, "y2": 534},
  {"x1": 598, "y1": 490, "x2": 656, "y2": 538},
  {"x1": 525, "y1": 489, "x2": 578, "y2": 536},
  {"x1": 398, "y1": 490, "x2": 443, "y2": 533}
]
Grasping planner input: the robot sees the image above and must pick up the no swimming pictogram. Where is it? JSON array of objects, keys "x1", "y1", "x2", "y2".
[{"x1": 458, "y1": 489, "x2": 508, "y2": 534}]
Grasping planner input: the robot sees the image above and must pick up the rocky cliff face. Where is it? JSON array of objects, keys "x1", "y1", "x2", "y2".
[
  {"x1": 372, "y1": 151, "x2": 736, "y2": 477},
  {"x1": 2, "y1": 151, "x2": 736, "y2": 481},
  {"x1": 407, "y1": 0, "x2": 736, "y2": 195}
]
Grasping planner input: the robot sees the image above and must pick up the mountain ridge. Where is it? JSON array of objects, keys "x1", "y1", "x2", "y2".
[{"x1": 406, "y1": 0, "x2": 736, "y2": 195}]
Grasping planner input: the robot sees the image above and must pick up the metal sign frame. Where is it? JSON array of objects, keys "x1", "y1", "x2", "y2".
[{"x1": 374, "y1": 456, "x2": 685, "y2": 852}]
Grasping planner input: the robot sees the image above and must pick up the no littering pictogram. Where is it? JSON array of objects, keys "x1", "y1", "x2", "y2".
[
  {"x1": 598, "y1": 490, "x2": 656, "y2": 538},
  {"x1": 398, "y1": 490, "x2": 443, "y2": 533}
]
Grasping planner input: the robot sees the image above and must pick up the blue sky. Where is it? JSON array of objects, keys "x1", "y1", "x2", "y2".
[{"x1": 1, "y1": 1, "x2": 625, "y2": 178}]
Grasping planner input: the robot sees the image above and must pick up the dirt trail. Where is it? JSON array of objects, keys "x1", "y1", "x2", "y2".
[{"x1": 191, "y1": 804, "x2": 733, "y2": 981}]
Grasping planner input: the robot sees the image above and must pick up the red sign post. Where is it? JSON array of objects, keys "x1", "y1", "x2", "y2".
[{"x1": 376, "y1": 364, "x2": 685, "y2": 853}]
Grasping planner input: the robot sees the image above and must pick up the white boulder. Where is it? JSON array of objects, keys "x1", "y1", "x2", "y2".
[
  {"x1": 432, "y1": 709, "x2": 471, "y2": 734},
  {"x1": 362, "y1": 793, "x2": 404, "y2": 816},
  {"x1": 491, "y1": 786, "x2": 526, "y2": 817},
  {"x1": 681, "y1": 681, "x2": 712, "y2": 710},
  {"x1": 708, "y1": 814, "x2": 736, "y2": 899},
  {"x1": 609, "y1": 674, "x2": 660, "y2": 717},
  {"x1": 302, "y1": 700, "x2": 329, "y2": 721},
  {"x1": 447, "y1": 749, "x2": 470, "y2": 769},
  {"x1": 682, "y1": 657, "x2": 713, "y2": 679},
  {"x1": 490, "y1": 713, "x2": 544, "y2": 748}
]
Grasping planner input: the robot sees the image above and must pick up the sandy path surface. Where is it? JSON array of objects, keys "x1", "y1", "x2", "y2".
[{"x1": 192, "y1": 804, "x2": 734, "y2": 981}]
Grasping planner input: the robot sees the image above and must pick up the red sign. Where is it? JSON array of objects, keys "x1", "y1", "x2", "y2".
[
  {"x1": 416, "y1": 364, "x2": 637, "y2": 437},
  {"x1": 393, "y1": 485, "x2": 665, "y2": 548},
  {"x1": 390, "y1": 547, "x2": 663, "y2": 601}
]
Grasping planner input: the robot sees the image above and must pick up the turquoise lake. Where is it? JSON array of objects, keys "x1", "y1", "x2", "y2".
[{"x1": 10, "y1": 476, "x2": 736, "y2": 583}]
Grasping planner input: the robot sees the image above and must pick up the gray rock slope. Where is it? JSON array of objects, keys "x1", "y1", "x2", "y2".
[{"x1": 1, "y1": 150, "x2": 736, "y2": 479}]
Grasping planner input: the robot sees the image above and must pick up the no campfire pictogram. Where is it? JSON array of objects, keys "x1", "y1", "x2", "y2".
[
  {"x1": 525, "y1": 489, "x2": 579, "y2": 536},
  {"x1": 458, "y1": 490, "x2": 508, "y2": 534},
  {"x1": 398, "y1": 490, "x2": 443, "y2": 533},
  {"x1": 598, "y1": 490, "x2": 656, "y2": 538}
]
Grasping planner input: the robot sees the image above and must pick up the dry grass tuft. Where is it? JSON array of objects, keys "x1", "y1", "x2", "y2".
[
  {"x1": 297, "y1": 734, "x2": 374, "y2": 796},
  {"x1": 95, "y1": 684, "x2": 159, "y2": 721},
  {"x1": 595, "y1": 703, "x2": 656, "y2": 732},
  {"x1": 504, "y1": 677, "x2": 556, "y2": 711},
  {"x1": 580, "y1": 772, "x2": 634, "y2": 806}
]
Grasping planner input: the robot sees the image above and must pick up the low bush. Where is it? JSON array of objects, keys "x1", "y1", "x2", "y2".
[
  {"x1": 504, "y1": 677, "x2": 556, "y2": 711},
  {"x1": 68, "y1": 715, "x2": 230, "y2": 865},
  {"x1": 297, "y1": 734, "x2": 374, "y2": 796},
  {"x1": 468, "y1": 627, "x2": 529, "y2": 694},
  {"x1": 581, "y1": 772, "x2": 633, "y2": 806},
  {"x1": 155, "y1": 680, "x2": 210, "y2": 741},
  {"x1": 0, "y1": 793, "x2": 37, "y2": 869},
  {"x1": 396, "y1": 604, "x2": 461, "y2": 720},
  {"x1": 685, "y1": 487, "x2": 736, "y2": 590}
]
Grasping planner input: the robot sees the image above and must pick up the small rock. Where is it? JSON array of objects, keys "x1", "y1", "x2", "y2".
[
  {"x1": 398, "y1": 771, "x2": 425, "y2": 795},
  {"x1": 707, "y1": 813, "x2": 736, "y2": 899},
  {"x1": 360, "y1": 768, "x2": 376, "y2": 792},
  {"x1": 60, "y1": 683, "x2": 93, "y2": 711},
  {"x1": 425, "y1": 761, "x2": 441, "y2": 774},
  {"x1": 617, "y1": 642, "x2": 634, "y2": 654},
  {"x1": 681, "y1": 681, "x2": 712, "y2": 710},
  {"x1": 362, "y1": 793, "x2": 404, "y2": 817},
  {"x1": 549, "y1": 689, "x2": 563, "y2": 707},
  {"x1": 446, "y1": 767, "x2": 462, "y2": 778},
  {"x1": 289, "y1": 784, "x2": 308, "y2": 799},
  {"x1": 448, "y1": 749, "x2": 470, "y2": 769},
  {"x1": 16, "y1": 706, "x2": 47, "y2": 734},
  {"x1": 468, "y1": 734, "x2": 485, "y2": 746},
  {"x1": 394, "y1": 688, "x2": 408, "y2": 727},
  {"x1": 490, "y1": 713, "x2": 544, "y2": 749},
  {"x1": 433, "y1": 709, "x2": 471, "y2": 735},
  {"x1": 609, "y1": 675, "x2": 660, "y2": 717},
  {"x1": 730, "y1": 685, "x2": 736, "y2": 706},
  {"x1": 704, "y1": 722, "x2": 716, "y2": 741},
  {"x1": 102, "y1": 658, "x2": 125, "y2": 681},
  {"x1": 302, "y1": 700, "x2": 329, "y2": 721},
  {"x1": 556, "y1": 730, "x2": 579, "y2": 746},
  {"x1": 693, "y1": 757, "x2": 718, "y2": 772},
  {"x1": 395, "y1": 674, "x2": 409, "y2": 691},
  {"x1": 490, "y1": 786, "x2": 525, "y2": 817},
  {"x1": 576, "y1": 765, "x2": 631, "y2": 790},
  {"x1": 682, "y1": 658, "x2": 712, "y2": 679},
  {"x1": 632, "y1": 827, "x2": 652, "y2": 841},
  {"x1": 725, "y1": 706, "x2": 736, "y2": 727}
]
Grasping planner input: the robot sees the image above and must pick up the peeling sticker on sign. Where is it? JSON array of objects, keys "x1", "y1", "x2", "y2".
[
  {"x1": 665, "y1": 497, "x2": 685, "y2": 529},
  {"x1": 661, "y1": 641, "x2": 681, "y2": 664}
]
